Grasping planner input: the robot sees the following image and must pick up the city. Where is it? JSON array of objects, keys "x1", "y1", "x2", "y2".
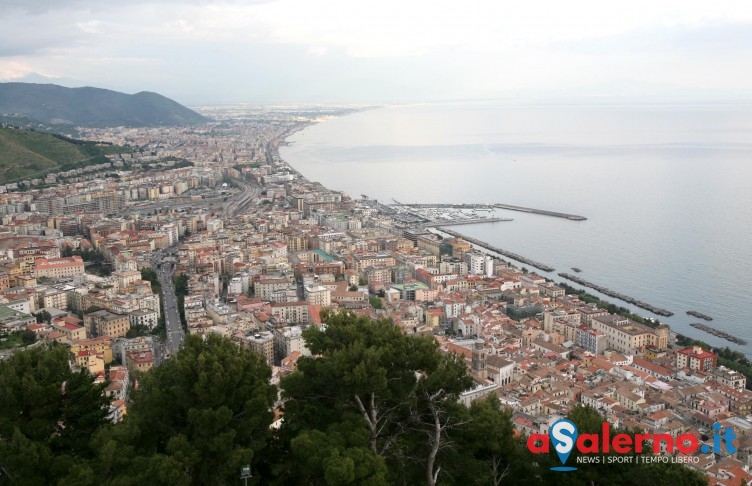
[{"x1": 0, "y1": 106, "x2": 750, "y2": 484}]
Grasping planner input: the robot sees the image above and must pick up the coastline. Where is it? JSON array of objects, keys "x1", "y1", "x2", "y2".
[{"x1": 274, "y1": 114, "x2": 750, "y2": 357}]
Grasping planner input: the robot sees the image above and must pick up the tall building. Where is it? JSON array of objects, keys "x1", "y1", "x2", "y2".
[{"x1": 33, "y1": 256, "x2": 85, "y2": 279}]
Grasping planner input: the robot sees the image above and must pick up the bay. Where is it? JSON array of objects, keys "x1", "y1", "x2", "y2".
[{"x1": 280, "y1": 101, "x2": 752, "y2": 355}]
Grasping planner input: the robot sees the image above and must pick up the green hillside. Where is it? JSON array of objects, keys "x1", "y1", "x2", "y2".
[
  {"x1": 0, "y1": 126, "x2": 122, "y2": 183},
  {"x1": 0, "y1": 82, "x2": 209, "y2": 127}
]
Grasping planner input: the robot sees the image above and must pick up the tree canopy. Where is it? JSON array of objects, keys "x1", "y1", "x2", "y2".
[
  {"x1": 0, "y1": 315, "x2": 710, "y2": 486},
  {"x1": 85, "y1": 333, "x2": 276, "y2": 485},
  {"x1": 0, "y1": 345, "x2": 110, "y2": 484}
]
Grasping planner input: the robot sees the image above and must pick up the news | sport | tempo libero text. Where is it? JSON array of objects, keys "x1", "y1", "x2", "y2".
[{"x1": 526, "y1": 419, "x2": 737, "y2": 471}]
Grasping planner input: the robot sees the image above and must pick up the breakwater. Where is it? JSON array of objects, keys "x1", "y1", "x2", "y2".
[
  {"x1": 389, "y1": 202, "x2": 587, "y2": 221},
  {"x1": 493, "y1": 204, "x2": 587, "y2": 221},
  {"x1": 557, "y1": 272, "x2": 674, "y2": 317},
  {"x1": 687, "y1": 311, "x2": 713, "y2": 321},
  {"x1": 432, "y1": 218, "x2": 512, "y2": 226},
  {"x1": 690, "y1": 322, "x2": 746, "y2": 345},
  {"x1": 435, "y1": 228, "x2": 555, "y2": 272}
]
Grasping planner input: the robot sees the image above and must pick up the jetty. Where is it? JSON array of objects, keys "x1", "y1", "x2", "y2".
[
  {"x1": 435, "y1": 228, "x2": 555, "y2": 272},
  {"x1": 388, "y1": 202, "x2": 587, "y2": 221},
  {"x1": 687, "y1": 310, "x2": 713, "y2": 321},
  {"x1": 558, "y1": 272, "x2": 674, "y2": 317},
  {"x1": 690, "y1": 322, "x2": 746, "y2": 345},
  {"x1": 493, "y1": 203, "x2": 587, "y2": 221}
]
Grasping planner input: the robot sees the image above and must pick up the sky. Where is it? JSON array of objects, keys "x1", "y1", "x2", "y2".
[{"x1": 1, "y1": 0, "x2": 752, "y2": 105}]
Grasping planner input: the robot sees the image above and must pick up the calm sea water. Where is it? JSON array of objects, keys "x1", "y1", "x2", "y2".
[{"x1": 280, "y1": 101, "x2": 752, "y2": 355}]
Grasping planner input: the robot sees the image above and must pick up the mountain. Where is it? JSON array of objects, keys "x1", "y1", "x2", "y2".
[
  {"x1": 0, "y1": 125, "x2": 122, "y2": 182},
  {"x1": 0, "y1": 83, "x2": 209, "y2": 127}
]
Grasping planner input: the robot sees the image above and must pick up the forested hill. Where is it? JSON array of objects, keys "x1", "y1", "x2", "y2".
[
  {"x1": 0, "y1": 125, "x2": 123, "y2": 182},
  {"x1": 0, "y1": 82, "x2": 208, "y2": 127}
]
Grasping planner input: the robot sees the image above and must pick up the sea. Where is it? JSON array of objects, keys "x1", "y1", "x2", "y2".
[{"x1": 279, "y1": 100, "x2": 752, "y2": 356}]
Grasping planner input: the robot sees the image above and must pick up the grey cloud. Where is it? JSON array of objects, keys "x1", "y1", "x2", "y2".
[{"x1": 0, "y1": 0, "x2": 273, "y2": 15}]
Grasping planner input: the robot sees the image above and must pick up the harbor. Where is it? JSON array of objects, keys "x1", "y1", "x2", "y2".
[
  {"x1": 389, "y1": 201, "x2": 587, "y2": 221},
  {"x1": 690, "y1": 322, "x2": 747, "y2": 345},
  {"x1": 557, "y1": 272, "x2": 674, "y2": 317}
]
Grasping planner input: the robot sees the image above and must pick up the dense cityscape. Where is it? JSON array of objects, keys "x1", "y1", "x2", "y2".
[{"x1": 0, "y1": 106, "x2": 750, "y2": 484}]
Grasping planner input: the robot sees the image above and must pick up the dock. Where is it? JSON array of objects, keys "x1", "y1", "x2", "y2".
[
  {"x1": 435, "y1": 228, "x2": 555, "y2": 272},
  {"x1": 388, "y1": 202, "x2": 587, "y2": 221},
  {"x1": 493, "y1": 204, "x2": 587, "y2": 221}
]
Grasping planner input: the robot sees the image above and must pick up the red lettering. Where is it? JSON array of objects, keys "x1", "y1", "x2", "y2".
[
  {"x1": 675, "y1": 434, "x2": 698, "y2": 455},
  {"x1": 634, "y1": 434, "x2": 649, "y2": 453},
  {"x1": 612, "y1": 434, "x2": 633, "y2": 454},
  {"x1": 602, "y1": 422, "x2": 611, "y2": 453},
  {"x1": 527, "y1": 434, "x2": 549, "y2": 453},
  {"x1": 576, "y1": 434, "x2": 600, "y2": 454},
  {"x1": 652, "y1": 434, "x2": 674, "y2": 454}
]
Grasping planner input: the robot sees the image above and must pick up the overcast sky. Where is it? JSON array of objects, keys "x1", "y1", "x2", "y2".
[{"x1": 1, "y1": 0, "x2": 751, "y2": 104}]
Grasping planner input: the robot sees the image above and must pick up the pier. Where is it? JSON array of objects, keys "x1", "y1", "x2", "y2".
[
  {"x1": 434, "y1": 228, "x2": 555, "y2": 272},
  {"x1": 690, "y1": 322, "x2": 746, "y2": 345},
  {"x1": 493, "y1": 204, "x2": 587, "y2": 221},
  {"x1": 388, "y1": 202, "x2": 587, "y2": 221},
  {"x1": 558, "y1": 272, "x2": 674, "y2": 317}
]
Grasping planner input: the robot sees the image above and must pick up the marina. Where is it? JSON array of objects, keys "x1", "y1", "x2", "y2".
[
  {"x1": 690, "y1": 322, "x2": 746, "y2": 345},
  {"x1": 388, "y1": 201, "x2": 587, "y2": 221},
  {"x1": 558, "y1": 272, "x2": 674, "y2": 317}
]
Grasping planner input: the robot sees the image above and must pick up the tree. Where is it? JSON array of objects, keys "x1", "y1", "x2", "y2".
[
  {"x1": 34, "y1": 309, "x2": 52, "y2": 324},
  {"x1": 90, "y1": 334, "x2": 276, "y2": 485},
  {"x1": 0, "y1": 345, "x2": 111, "y2": 484},
  {"x1": 447, "y1": 395, "x2": 533, "y2": 486},
  {"x1": 278, "y1": 311, "x2": 473, "y2": 485}
]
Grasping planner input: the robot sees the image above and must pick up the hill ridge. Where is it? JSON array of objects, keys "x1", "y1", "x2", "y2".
[{"x1": 0, "y1": 82, "x2": 208, "y2": 127}]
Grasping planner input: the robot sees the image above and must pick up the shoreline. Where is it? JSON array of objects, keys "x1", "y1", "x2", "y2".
[{"x1": 273, "y1": 119, "x2": 748, "y2": 356}]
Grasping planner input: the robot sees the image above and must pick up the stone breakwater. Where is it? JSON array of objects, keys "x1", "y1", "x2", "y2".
[
  {"x1": 435, "y1": 227, "x2": 555, "y2": 272},
  {"x1": 557, "y1": 272, "x2": 674, "y2": 317},
  {"x1": 687, "y1": 310, "x2": 713, "y2": 321},
  {"x1": 690, "y1": 322, "x2": 747, "y2": 345}
]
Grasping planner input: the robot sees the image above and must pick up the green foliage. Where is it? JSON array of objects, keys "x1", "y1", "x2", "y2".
[
  {"x1": 368, "y1": 296, "x2": 383, "y2": 309},
  {"x1": 0, "y1": 330, "x2": 36, "y2": 350},
  {"x1": 506, "y1": 304, "x2": 542, "y2": 321},
  {"x1": 0, "y1": 125, "x2": 127, "y2": 183},
  {"x1": 278, "y1": 311, "x2": 473, "y2": 485},
  {"x1": 559, "y1": 282, "x2": 653, "y2": 326},
  {"x1": 90, "y1": 334, "x2": 276, "y2": 485},
  {"x1": 0, "y1": 345, "x2": 111, "y2": 483},
  {"x1": 173, "y1": 273, "x2": 189, "y2": 328}
]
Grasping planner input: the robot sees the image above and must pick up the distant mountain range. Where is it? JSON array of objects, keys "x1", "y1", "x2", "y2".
[{"x1": 0, "y1": 83, "x2": 208, "y2": 127}]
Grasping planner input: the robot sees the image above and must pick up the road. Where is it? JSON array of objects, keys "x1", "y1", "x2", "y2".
[
  {"x1": 145, "y1": 176, "x2": 258, "y2": 360},
  {"x1": 150, "y1": 246, "x2": 185, "y2": 357}
]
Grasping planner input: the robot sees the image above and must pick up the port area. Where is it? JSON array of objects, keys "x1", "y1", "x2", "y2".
[
  {"x1": 690, "y1": 322, "x2": 746, "y2": 345},
  {"x1": 384, "y1": 203, "x2": 513, "y2": 227},
  {"x1": 434, "y1": 227, "x2": 556, "y2": 273},
  {"x1": 387, "y1": 201, "x2": 587, "y2": 221},
  {"x1": 558, "y1": 273, "x2": 674, "y2": 317}
]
